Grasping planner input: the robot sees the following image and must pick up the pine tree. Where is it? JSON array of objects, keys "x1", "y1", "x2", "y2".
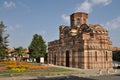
[
  {"x1": 28, "y1": 34, "x2": 46, "y2": 62},
  {"x1": 0, "y1": 21, "x2": 9, "y2": 61}
]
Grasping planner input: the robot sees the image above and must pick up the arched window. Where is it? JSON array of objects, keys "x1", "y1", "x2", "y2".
[
  {"x1": 71, "y1": 20, "x2": 74, "y2": 26},
  {"x1": 106, "y1": 52, "x2": 108, "y2": 61},
  {"x1": 77, "y1": 18, "x2": 80, "y2": 25},
  {"x1": 95, "y1": 51, "x2": 97, "y2": 61},
  {"x1": 64, "y1": 29, "x2": 69, "y2": 37}
]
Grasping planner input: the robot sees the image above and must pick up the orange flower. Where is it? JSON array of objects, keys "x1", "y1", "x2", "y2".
[
  {"x1": 0, "y1": 61, "x2": 27, "y2": 66},
  {"x1": 0, "y1": 66, "x2": 7, "y2": 70}
]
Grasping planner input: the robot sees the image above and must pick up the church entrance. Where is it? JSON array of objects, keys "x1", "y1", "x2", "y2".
[
  {"x1": 54, "y1": 55, "x2": 56, "y2": 65},
  {"x1": 66, "y1": 51, "x2": 70, "y2": 67}
]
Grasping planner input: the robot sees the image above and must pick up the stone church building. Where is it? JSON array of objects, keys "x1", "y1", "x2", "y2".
[{"x1": 48, "y1": 12, "x2": 113, "y2": 69}]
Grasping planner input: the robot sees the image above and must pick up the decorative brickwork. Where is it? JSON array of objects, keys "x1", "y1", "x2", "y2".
[{"x1": 48, "y1": 12, "x2": 113, "y2": 69}]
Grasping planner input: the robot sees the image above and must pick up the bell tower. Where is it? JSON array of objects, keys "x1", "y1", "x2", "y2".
[{"x1": 70, "y1": 12, "x2": 88, "y2": 27}]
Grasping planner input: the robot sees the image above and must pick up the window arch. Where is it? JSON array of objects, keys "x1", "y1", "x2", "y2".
[
  {"x1": 95, "y1": 51, "x2": 97, "y2": 61},
  {"x1": 106, "y1": 51, "x2": 108, "y2": 61},
  {"x1": 71, "y1": 20, "x2": 74, "y2": 26},
  {"x1": 64, "y1": 30, "x2": 69, "y2": 37},
  {"x1": 77, "y1": 18, "x2": 80, "y2": 25}
]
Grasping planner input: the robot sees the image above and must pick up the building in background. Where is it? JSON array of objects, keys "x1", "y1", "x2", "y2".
[{"x1": 48, "y1": 12, "x2": 113, "y2": 69}]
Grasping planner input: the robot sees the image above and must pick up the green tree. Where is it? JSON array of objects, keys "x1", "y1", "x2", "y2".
[
  {"x1": 113, "y1": 51, "x2": 120, "y2": 61},
  {"x1": 14, "y1": 47, "x2": 25, "y2": 65},
  {"x1": 28, "y1": 34, "x2": 46, "y2": 62},
  {"x1": 0, "y1": 21, "x2": 9, "y2": 61}
]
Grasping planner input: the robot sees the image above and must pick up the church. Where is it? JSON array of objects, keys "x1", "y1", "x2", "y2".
[{"x1": 48, "y1": 12, "x2": 113, "y2": 69}]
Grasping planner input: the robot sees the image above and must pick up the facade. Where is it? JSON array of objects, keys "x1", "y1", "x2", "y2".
[
  {"x1": 7, "y1": 48, "x2": 29, "y2": 61},
  {"x1": 48, "y1": 12, "x2": 113, "y2": 69}
]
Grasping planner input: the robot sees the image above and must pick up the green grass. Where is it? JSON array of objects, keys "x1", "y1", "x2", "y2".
[
  {"x1": 26, "y1": 67, "x2": 72, "y2": 72},
  {"x1": 0, "y1": 62, "x2": 76, "y2": 77},
  {"x1": 0, "y1": 67, "x2": 73, "y2": 77},
  {"x1": 0, "y1": 70, "x2": 24, "y2": 77}
]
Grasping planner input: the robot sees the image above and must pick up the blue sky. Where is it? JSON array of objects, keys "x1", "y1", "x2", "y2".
[{"x1": 0, "y1": 0, "x2": 120, "y2": 48}]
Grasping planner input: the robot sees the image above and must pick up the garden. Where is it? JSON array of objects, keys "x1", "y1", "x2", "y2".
[{"x1": 0, "y1": 61, "x2": 75, "y2": 77}]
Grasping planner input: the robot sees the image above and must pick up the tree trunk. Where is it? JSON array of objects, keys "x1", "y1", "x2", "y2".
[
  {"x1": 36, "y1": 57, "x2": 40, "y2": 63},
  {"x1": 16, "y1": 56, "x2": 20, "y2": 65}
]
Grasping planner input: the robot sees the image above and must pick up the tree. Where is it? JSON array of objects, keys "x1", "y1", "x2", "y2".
[
  {"x1": 113, "y1": 51, "x2": 120, "y2": 61},
  {"x1": 0, "y1": 21, "x2": 9, "y2": 61},
  {"x1": 28, "y1": 34, "x2": 46, "y2": 62},
  {"x1": 14, "y1": 47, "x2": 25, "y2": 65}
]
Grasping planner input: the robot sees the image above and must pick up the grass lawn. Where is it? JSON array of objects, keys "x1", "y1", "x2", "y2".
[
  {"x1": 0, "y1": 62, "x2": 75, "y2": 77},
  {"x1": 0, "y1": 67, "x2": 74, "y2": 77}
]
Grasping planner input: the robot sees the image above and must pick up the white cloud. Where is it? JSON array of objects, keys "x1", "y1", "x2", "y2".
[
  {"x1": 75, "y1": 0, "x2": 112, "y2": 13},
  {"x1": 4, "y1": 1, "x2": 16, "y2": 8},
  {"x1": 91, "y1": 0, "x2": 112, "y2": 6},
  {"x1": 75, "y1": 0, "x2": 92, "y2": 13},
  {"x1": 62, "y1": 0, "x2": 112, "y2": 24},
  {"x1": 61, "y1": 14, "x2": 70, "y2": 24},
  {"x1": 8, "y1": 24, "x2": 22, "y2": 31},
  {"x1": 106, "y1": 17, "x2": 120, "y2": 29}
]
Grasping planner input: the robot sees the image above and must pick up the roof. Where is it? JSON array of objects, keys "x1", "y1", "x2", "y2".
[
  {"x1": 71, "y1": 12, "x2": 88, "y2": 15},
  {"x1": 89, "y1": 24, "x2": 106, "y2": 31}
]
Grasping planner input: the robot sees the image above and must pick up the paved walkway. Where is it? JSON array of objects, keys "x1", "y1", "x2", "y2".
[
  {"x1": 0, "y1": 74, "x2": 120, "y2": 80},
  {"x1": 35, "y1": 75, "x2": 120, "y2": 80}
]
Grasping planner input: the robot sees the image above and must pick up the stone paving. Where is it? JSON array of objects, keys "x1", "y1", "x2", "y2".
[
  {"x1": 35, "y1": 75, "x2": 120, "y2": 80},
  {"x1": 0, "y1": 74, "x2": 120, "y2": 80}
]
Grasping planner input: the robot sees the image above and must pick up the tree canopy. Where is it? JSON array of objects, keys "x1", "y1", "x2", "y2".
[
  {"x1": 28, "y1": 34, "x2": 46, "y2": 59},
  {"x1": 113, "y1": 51, "x2": 120, "y2": 61},
  {"x1": 0, "y1": 21, "x2": 9, "y2": 61},
  {"x1": 14, "y1": 47, "x2": 25, "y2": 65}
]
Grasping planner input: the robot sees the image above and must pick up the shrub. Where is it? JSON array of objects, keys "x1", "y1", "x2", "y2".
[
  {"x1": 7, "y1": 65, "x2": 28, "y2": 72},
  {"x1": 0, "y1": 61, "x2": 27, "y2": 65},
  {"x1": 0, "y1": 61, "x2": 28, "y2": 72},
  {"x1": 0, "y1": 61, "x2": 54, "y2": 72},
  {"x1": 0, "y1": 61, "x2": 16, "y2": 65}
]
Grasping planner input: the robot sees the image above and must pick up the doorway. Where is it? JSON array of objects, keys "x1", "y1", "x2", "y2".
[
  {"x1": 54, "y1": 55, "x2": 56, "y2": 65},
  {"x1": 66, "y1": 51, "x2": 70, "y2": 67}
]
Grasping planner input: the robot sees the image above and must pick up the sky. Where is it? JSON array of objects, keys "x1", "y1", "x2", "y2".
[{"x1": 0, "y1": 0, "x2": 120, "y2": 48}]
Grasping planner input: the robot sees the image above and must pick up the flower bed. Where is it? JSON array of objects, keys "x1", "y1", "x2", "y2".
[
  {"x1": 7, "y1": 65, "x2": 28, "y2": 72},
  {"x1": 0, "y1": 66, "x2": 7, "y2": 70},
  {"x1": 0, "y1": 61, "x2": 27, "y2": 65},
  {"x1": 0, "y1": 61, "x2": 53, "y2": 72}
]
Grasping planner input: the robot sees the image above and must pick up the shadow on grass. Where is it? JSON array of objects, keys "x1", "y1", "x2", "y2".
[{"x1": 29, "y1": 76, "x2": 96, "y2": 80}]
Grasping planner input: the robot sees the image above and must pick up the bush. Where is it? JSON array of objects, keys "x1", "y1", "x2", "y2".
[
  {"x1": 7, "y1": 65, "x2": 28, "y2": 72},
  {"x1": 0, "y1": 61, "x2": 54, "y2": 72},
  {"x1": 0, "y1": 61, "x2": 27, "y2": 65},
  {"x1": 0, "y1": 61, "x2": 16, "y2": 65}
]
